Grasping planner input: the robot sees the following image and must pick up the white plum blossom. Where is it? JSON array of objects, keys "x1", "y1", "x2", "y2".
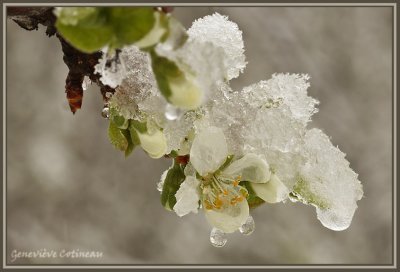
[
  {"x1": 173, "y1": 127, "x2": 288, "y2": 233},
  {"x1": 103, "y1": 10, "x2": 363, "y2": 244}
]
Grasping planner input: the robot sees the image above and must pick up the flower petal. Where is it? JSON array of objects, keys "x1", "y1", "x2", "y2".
[
  {"x1": 251, "y1": 174, "x2": 289, "y2": 203},
  {"x1": 221, "y1": 153, "x2": 271, "y2": 183},
  {"x1": 190, "y1": 127, "x2": 228, "y2": 176},
  {"x1": 204, "y1": 200, "x2": 249, "y2": 233},
  {"x1": 173, "y1": 176, "x2": 200, "y2": 217}
]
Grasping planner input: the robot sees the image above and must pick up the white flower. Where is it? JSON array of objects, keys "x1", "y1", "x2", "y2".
[{"x1": 173, "y1": 126, "x2": 288, "y2": 233}]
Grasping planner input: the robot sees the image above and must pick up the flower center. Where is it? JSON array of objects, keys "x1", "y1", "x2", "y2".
[{"x1": 201, "y1": 174, "x2": 248, "y2": 211}]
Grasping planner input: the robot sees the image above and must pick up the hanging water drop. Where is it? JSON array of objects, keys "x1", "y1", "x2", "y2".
[
  {"x1": 101, "y1": 106, "x2": 110, "y2": 119},
  {"x1": 165, "y1": 104, "x2": 183, "y2": 121},
  {"x1": 239, "y1": 215, "x2": 255, "y2": 235},
  {"x1": 210, "y1": 228, "x2": 227, "y2": 247}
]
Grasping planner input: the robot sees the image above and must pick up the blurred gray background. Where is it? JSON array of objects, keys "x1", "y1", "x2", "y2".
[{"x1": 6, "y1": 7, "x2": 393, "y2": 264}]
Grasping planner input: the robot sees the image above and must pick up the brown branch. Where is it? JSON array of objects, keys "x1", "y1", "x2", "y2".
[
  {"x1": 7, "y1": 6, "x2": 114, "y2": 114},
  {"x1": 7, "y1": 6, "x2": 174, "y2": 114}
]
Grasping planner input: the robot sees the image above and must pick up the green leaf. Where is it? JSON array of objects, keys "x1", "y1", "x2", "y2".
[
  {"x1": 56, "y1": 21, "x2": 113, "y2": 54},
  {"x1": 55, "y1": 7, "x2": 99, "y2": 26},
  {"x1": 150, "y1": 50, "x2": 182, "y2": 101},
  {"x1": 129, "y1": 126, "x2": 141, "y2": 146},
  {"x1": 134, "y1": 11, "x2": 169, "y2": 50},
  {"x1": 108, "y1": 107, "x2": 128, "y2": 129},
  {"x1": 108, "y1": 121, "x2": 129, "y2": 151},
  {"x1": 111, "y1": 115, "x2": 128, "y2": 129},
  {"x1": 56, "y1": 7, "x2": 157, "y2": 53},
  {"x1": 291, "y1": 177, "x2": 329, "y2": 209},
  {"x1": 108, "y1": 7, "x2": 155, "y2": 48},
  {"x1": 161, "y1": 160, "x2": 186, "y2": 211},
  {"x1": 130, "y1": 119, "x2": 148, "y2": 134},
  {"x1": 55, "y1": 7, "x2": 113, "y2": 53},
  {"x1": 241, "y1": 181, "x2": 266, "y2": 209},
  {"x1": 121, "y1": 126, "x2": 136, "y2": 157}
]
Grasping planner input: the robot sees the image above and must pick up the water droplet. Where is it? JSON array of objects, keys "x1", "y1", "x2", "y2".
[
  {"x1": 239, "y1": 215, "x2": 255, "y2": 235},
  {"x1": 165, "y1": 104, "x2": 183, "y2": 121},
  {"x1": 101, "y1": 107, "x2": 110, "y2": 119},
  {"x1": 210, "y1": 228, "x2": 227, "y2": 247},
  {"x1": 82, "y1": 76, "x2": 91, "y2": 91}
]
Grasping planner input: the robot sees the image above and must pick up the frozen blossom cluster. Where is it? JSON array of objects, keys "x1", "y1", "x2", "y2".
[{"x1": 100, "y1": 13, "x2": 363, "y2": 247}]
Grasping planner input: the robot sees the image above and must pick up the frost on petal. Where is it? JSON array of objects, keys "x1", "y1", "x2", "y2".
[
  {"x1": 205, "y1": 199, "x2": 249, "y2": 233},
  {"x1": 173, "y1": 176, "x2": 200, "y2": 217},
  {"x1": 221, "y1": 154, "x2": 271, "y2": 183},
  {"x1": 296, "y1": 129, "x2": 363, "y2": 231},
  {"x1": 251, "y1": 174, "x2": 289, "y2": 203},
  {"x1": 190, "y1": 127, "x2": 228, "y2": 176},
  {"x1": 188, "y1": 13, "x2": 246, "y2": 80}
]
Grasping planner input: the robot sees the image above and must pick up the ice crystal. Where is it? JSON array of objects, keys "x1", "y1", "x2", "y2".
[
  {"x1": 187, "y1": 13, "x2": 246, "y2": 80},
  {"x1": 242, "y1": 74, "x2": 319, "y2": 125},
  {"x1": 298, "y1": 129, "x2": 363, "y2": 230},
  {"x1": 94, "y1": 49, "x2": 127, "y2": 89},
  {"x1": 108, "y1": 46, "x2": 164, "y2": 121}
]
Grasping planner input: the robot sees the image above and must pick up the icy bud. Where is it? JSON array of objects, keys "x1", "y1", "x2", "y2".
[
  {"x1": 155, "y1": 26, "x2": 226, "y2": 109},
  {"x1": 188, "y1": 13, "x2": 246, "y2": 80},
  {"x1": 129, "y1": 119, "x2": 167, "y2": 159},
  {"x1": 294, "y1": 129, "x2": 363, "y2": 231},
  {"x1": 150, "y1": 51, "x2": 204, "y2": 110}
]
